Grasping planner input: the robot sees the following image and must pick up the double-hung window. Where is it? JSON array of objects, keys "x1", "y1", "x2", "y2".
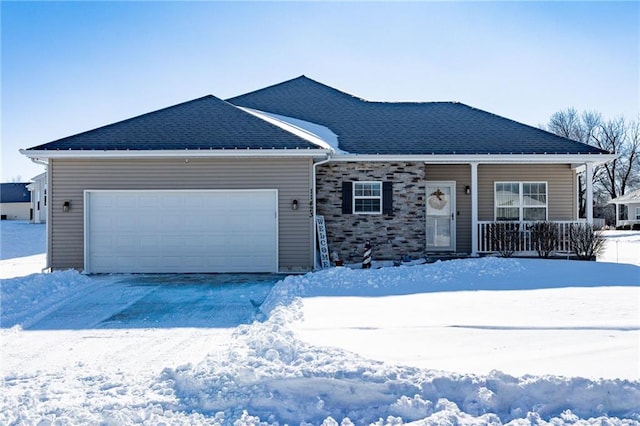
[
  {"x1": 635, "y1": 207, "x2": 640, "y2": 221},
  {"x1": 342, "y1": 181, "x2": 393, "y2": 215},
  {"x1": 353, "y1": 181, "x2": 382, "y2": 214},
  {"x1": 495, "y1": 182, "x2": 547, "y2": 221}
]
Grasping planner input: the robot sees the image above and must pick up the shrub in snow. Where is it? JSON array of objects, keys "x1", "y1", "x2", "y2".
[
  {"x1": 530, "y1": 221, "x2": 559, "y2": 258},
  {"x1": 569, "y1": 223, "x2": 606, "y2": 260},
  {"x1": 489, "y1": 222, "x2": 520, "y2": 257}
]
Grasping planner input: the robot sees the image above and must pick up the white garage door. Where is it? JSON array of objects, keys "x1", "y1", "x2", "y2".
[{"x1": 84, "y1": 190, "x2": 278, "y2": 273}]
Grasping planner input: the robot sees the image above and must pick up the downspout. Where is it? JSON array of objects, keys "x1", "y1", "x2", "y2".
[
  {"x1": 26, "y1": 155, "x2": 52, "y2": 272},
  {"x1": 312, "y1": 155, "x2": 332, "y2": 270}
]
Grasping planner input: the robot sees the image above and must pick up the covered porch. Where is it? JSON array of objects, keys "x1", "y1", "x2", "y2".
[{"x1": 466, "y1": 160, "x2": 602, "y2": 256}]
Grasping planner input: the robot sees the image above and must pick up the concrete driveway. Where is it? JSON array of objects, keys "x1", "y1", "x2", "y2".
[{"x1": 28, "y1": 274, "x2": 282, "y2": 330}]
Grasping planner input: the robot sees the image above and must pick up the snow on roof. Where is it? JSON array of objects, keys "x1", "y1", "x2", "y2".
[
  {"x1": 30, "y1": 172, "x2": 47, "y2": 182},
  {"x1": 609, "y1": 188, "x2": 640, "y2": 204},
  {"x1": 238, "y1": 107, "x2": 346, "y2": 154}
]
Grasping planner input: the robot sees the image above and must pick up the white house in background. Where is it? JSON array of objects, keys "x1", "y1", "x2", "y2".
[
  {"x1": 609, "y1": 188, "x2": 640, "y2": 229},
  {"x1": 0, "y1": 182, "x2": 31, "y2": 220},
  {"x1": 27, "y1": 172, "x2": 47, "y2": 224}
]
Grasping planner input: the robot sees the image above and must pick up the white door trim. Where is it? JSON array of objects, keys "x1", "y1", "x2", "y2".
[{"x1": 425, "y1": 181, "x2": 456, "y2": 252}]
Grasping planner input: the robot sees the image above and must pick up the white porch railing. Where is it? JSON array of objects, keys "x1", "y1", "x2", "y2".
[{"x1": 477, "y1": 221, "x2": 584, "y2": 255}]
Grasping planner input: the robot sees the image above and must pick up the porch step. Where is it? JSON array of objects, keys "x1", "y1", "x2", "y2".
[{"x1": 424, "y1": 252, "x2": 470, "y2": 263}]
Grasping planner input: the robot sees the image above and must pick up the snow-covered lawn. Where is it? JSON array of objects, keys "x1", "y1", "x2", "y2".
[
  {"x1": 600, "y1": 230, "x2": 640, "y2": 266},
  {"x1": 1, "y1": 221, "x2": 639, "y2": 425},
  {"x1": 0, "y1": 221, "x2": 45, "y2": 260}
]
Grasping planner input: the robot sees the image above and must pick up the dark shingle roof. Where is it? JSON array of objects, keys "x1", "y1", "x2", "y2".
[
  {"x1": 26, "y1": 95, "x2": 325, "y2": 152},
  {"x1": 228, "y1": 76, "x2": 609, "y2": 155},
  {"x1": 0, "y1": 183, "x2": 30, "y2": 203}
]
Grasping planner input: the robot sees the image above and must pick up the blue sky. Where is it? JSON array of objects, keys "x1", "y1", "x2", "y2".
[{"x1": 2, "y1": 1, "x2": 638, "y2": 181}]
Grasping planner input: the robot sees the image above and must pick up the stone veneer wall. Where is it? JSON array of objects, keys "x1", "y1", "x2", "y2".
[{"x1": 316, "y1": 161, "x2": 427, "y2": 263}]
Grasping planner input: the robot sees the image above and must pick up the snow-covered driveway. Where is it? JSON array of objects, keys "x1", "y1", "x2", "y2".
[
  {"x1": 24, "y1": 274, "x2": 278, "y2": 330},
  {"x1": 3, "y1": 274, "x2": 276, "y2": 381}
]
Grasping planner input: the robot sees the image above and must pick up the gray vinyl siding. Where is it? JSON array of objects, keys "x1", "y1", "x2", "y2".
[
  {"x1": 48, "y1": 157, "x2": 313, "y2": 272},
  {"x1": 478, "y1": 164, "x2": 576, "y2": 221},
  {"x1": 425, "y1": 164, "x2": 472, "y2": 253}
]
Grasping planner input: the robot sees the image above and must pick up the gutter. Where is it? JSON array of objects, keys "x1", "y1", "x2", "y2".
[
  {"x1": 19, "y1": 148, "x2": 330, "y2": 160},
  {"x1": 26, "y1": 156, "x2": 49, "y2": 167},
  {"x1": 329, "y1": 153, "x2": 617, "y2": 167},
  {"x1": 20, "y1": 149, "x2": 615, "y2": 167},
  {"x1": 312, "y1": 155, "x2": 332, "y2": 270}
]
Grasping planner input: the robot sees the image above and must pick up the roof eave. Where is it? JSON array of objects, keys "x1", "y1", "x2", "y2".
[
  {"x1": 20, "y1": 148, "x2": 331, "y2": 161},
  {"x1": 329, "y1": 153, "x2": 617, "y2": 166}
]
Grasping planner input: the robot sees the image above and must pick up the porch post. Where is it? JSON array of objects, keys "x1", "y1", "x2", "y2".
[
  {"x1": 615, "y1": 203, "x2": 619, "y2": 228},
  {"x1": 585, "y1": 162, "x2": 594, "y2": 225},
  {"x1": 470, "y1": 162, "x2": 479, "y2": 256}
]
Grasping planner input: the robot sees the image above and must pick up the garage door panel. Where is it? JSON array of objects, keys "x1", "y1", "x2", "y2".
[
  {"x1": 183, "y1": 196, "x2": 205, "y2": 208},
  {"x1": 161, "y1": 215, "x2": 185, "y2": 229},
  {"x1": 140, "y1": 235, "x2": 161, "y2": 250},
  {"x1": 138, "y1": 196, "x2": 161, "y2": 208},
  {"x1": 115, "y1": 195, "x2": 137, "y2": 208},
  {"x1": 86, "y1": 190, "x2": 278, "y2": 273}
]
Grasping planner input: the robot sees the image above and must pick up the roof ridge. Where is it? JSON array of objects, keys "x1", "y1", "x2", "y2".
[
  {"x1": 367, "y1": 100, "x2": 459, "y2": 106},
  {"x1": 227, "y1": 75, "x2": 367, "y2": 104}
]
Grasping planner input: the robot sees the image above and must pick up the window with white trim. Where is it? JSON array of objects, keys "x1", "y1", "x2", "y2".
[
  {"x1": 635, "y1": 207, "x2": 640, "y2": 220},
  {"x1": 495, "y1": 182, "x2": 547, "y2": 221},
  {"x1": 353, "y1": 181, "x2": 382, "y2": 214}
]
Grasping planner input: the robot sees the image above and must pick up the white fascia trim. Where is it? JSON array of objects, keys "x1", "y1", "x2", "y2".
[
  {"x1": 20, "y1": 149, "x2": 331, "y2": 160},
  {"x1": 329, "y1": 153, "x2": 617, "y2": 165}
]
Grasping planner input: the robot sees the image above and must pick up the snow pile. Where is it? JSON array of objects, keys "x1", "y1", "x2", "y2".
[
  {"x1": 2, "y1": 369, "x2": 219, "y2": 426},
  {"x1": 166, "y1": 300, "x2": 640, "y2": 425},
  {"x1": 165, "y1": 258, "x2": 640, "y2": 425},
  {"x1": 262, "y1": 257, "x2": 638, "y2": 313},
  {"x1": 1, "y1": 270, "x2": 94, "y2": 328}
]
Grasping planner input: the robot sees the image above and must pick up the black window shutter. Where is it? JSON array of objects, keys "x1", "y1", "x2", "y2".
[
  {"x1": 342, "y1": 182, "x2": 353, "y2": 214},
  {"x1": 382, "y1": 181, "x2": 393, "y2": 215}
]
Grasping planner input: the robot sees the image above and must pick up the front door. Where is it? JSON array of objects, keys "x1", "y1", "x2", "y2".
[{"x1": 425, "y1": 182, "x2": 456, "y2": 251}]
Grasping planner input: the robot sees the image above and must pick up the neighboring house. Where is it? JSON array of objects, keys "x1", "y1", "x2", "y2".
[
  {"x1": 21, "y1": 76, "x2": 615, "y2": 273},
  {"x1": 27, "y1": 172, "x2": 48, "y2": 224},
  {"x1": 0, "y1": 182, "x2": 31, "y2": 220},
  {"x1": 608, "y1": 189, "x2": 640, "y2": 228}
]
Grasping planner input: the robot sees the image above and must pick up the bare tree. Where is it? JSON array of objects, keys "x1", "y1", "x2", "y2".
[
  {"x1": 547, "y1": 108, "x2": 584, "y2": 140},
  {"x1": 545, "y1": 108, "x2": 640, "y2": 220},
  {"x1": 590, "y1": 116, "x2": 639, "y2": 199}
]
